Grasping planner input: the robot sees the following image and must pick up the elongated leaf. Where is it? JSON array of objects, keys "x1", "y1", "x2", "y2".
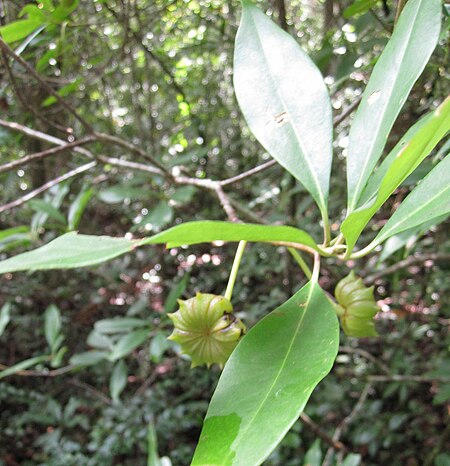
[
  {"x1": 379, "y1": 214, "x2": 449, "y2": 262},
  {"x1": 69, "y1": 351, "x2": 108, "y2": 367},
  {"x1": 346, "y1": 0, "x2": 441, "y2": 211},
  {"x1": 0, "y1": 233, "x2": 136, "y2": 273},
  {"x1": 0, "y1": 303, "x2": 11, "y2": 337},
  {"x1": 344, "y1": 0, "x2": 380, "y2": 18},
  {"x1": 0, "y1": 355, "x2": 49, "y2": 380},
  {"x1": 44, "y1": 304, "x2": 62, "y2": 353},
  {"x1": 110, "y1": 360, "x2": 128, "y2": 402},
  {"x1": 371, "y1": 155, "x2": 450, "y2": 247},
  {"x1": 0, "y1": 19, "x2": 43, "y2": 43},
  {"x1": 29, "y1": 199, "x2": 67, "y2": 225},
  {"x1": 108, "y1": 329, "x2": 150, "y2": 362},
  {"x1": 0, "y1": 222, "x2": 317, "y2": 274},
  {"x1": 141, "y1": 221, "x2": 318, "y2": 250},
  {"x1": 342, "y1": 96, "x2": 450, "y2": 251},
  {"x1": 95, "y1": 318, "x2": 149, "y2": 334},
  {"x1": 192, "y1": 280, "x2": 339, "y2": 465},
  {"x1": 234, "y1": 1, "x2": 332, "y2": 215},
  {"x1": 68, "y1": 185, "x2": 93, "y2": 230}
]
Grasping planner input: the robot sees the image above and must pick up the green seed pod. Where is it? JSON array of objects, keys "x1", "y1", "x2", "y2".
[
  {"x1": 334, "y1": 271, "x2": 379, "y2": 337},
  {"x1": 168, "y1": 293, "x2": 246, "y2": 368}
]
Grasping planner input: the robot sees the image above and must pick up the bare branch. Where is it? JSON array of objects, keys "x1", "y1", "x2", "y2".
[
  {"x1": 0, "y1": 161, "x2": 96, "y2": 214},
  {"x1": 214, "y1": 184, "x2": 240, "y2": 222},
  {"x1": 364, "y1": 253, "x2": 450, "y2": 284},
  {"x1": 220, "y1": 160, "x2": 277, "y2": 186},
  {"x1": 0, "y1": 136, "x2": 95, "y2": 174},
  {"x1": 95, "y1": 132, "x2": 172, "y2": 177}
]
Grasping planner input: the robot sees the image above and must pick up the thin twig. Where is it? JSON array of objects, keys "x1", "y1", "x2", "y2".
[
  {"x1": 220, "y1": 160, "x2": 277, "y2": 186},
  {"x1": 364, "y1": 253, "x2": 450, "y2": 284},
  {"x1": 367, "y1": 374, "x2": 450, "y2": 383},
  {"x1": 214, "y1": 184, "x2": 240, "y2": 222},
  {"x1": 0, "y1": 161, "x2": 96, "y2": 213},
  {"x1": 0, "y1": 37, "x2": 94, "y2": 133},
  {"x1": 95, "y1": 132, "x2": 172, "y2": 177},
  {"x1": 339, "y1": 345, "x2": 391, "y2": 374},
  {"x1": 300, "y1": 413, "x2": 346, "y2": 451},
  {"x1": 322, "y1": 383, "x2": 372, "y2": 466},
  {"x1": 0, "y1": 136, "x2": 95, "y2": 174},
  {"x1": 332, "y1": 97, "x2": 362, "y2": 127},
  {"x1": 0, "y1": 363, "x2": 76, "y2": 376}
]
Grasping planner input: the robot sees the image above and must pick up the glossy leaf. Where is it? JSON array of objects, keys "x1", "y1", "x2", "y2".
[
  {"x1": 0, "y1": 19, "x2": 43, "y2": 43},
  {"x1": 0, "y1": 232, "x2": 136, "y2": 273},
  {"x1": 342, "y1": 96, "x2": 450, "y2": 251},
  {"x1": 192, "y1": 280, "x2": 339, "y2": 465},
  {"x1": 141, "y1": 221, "x2": 318, "y2": 250},
  {"x1": 94, "y1": 318, "x2": 149, "y2": 334},
  {"x1": 0, "y1": 222, "x2": 317, "y2": 274},
  {"x1": 371, "y1": 155, "x2": 450, "y2": 248},
  {"x1": 234, "y1": 1, "x2": 333, "y2": 215},
  {"x1": 378, "y1": 214, "x2": 449, "y2": 262},
  {"x1": 346, "y1": 0, "x2": 441, "y2": 211}
]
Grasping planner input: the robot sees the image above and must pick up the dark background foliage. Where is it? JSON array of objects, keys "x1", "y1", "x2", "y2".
[{"x1": 0, "y1": 0, "x2": 449, "y2": 465}]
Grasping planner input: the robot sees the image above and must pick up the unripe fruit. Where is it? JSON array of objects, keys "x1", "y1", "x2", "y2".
[
  {"x1": 334, "y1": 272, "x2": 379, "y2": 337},
  {"x1": 168, "y1": 293, "x2": 246, "y2": 368}
]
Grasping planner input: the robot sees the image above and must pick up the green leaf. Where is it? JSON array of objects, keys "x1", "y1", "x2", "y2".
[
  {"x1": 234, "y1": 1, "x2": 332, "y2": 216},
  {"x1": 346, "y1": 0, "x2": 441, "y2": 211},
  {"x1": 0, "y1": 19, "x2": 43, "y2": 43},
  {"x1": 342, "y1": 96, "x2": 450, "y2": 251},
  {"x1": 94, "y1": 318, "x2": 149, "y2": 334},
  {"x1": 303, "y1": 439, "x2": 322, "y2": 466},
  {"x1": 0, "y1": 303, "x2": 11, "y2": 337},
  {"x1": 0, "y1": 232, "x2": 136, "y2": 273},
  {"x1": 141, "y1": 221, "x2": 318, "y2": 250},
  {"x1": 378, "y1": 213, "x2": 448, "y2": 262},
  {"x1": 108, "y1": 329, "x2": 149, "y2": 362},
  {"x1": 69, "y1": 351, "x2": 109, "y2": 367},
  {"x1": 0, "y1": 355, "x2": 49, "y2": 379},
  {"x1": 42, "y1": 79, "x2": 82, "y2": 107},
  {"x1": 370, "y1": 155, "x2": 450, "y2": 248},
  {"x1": 164, "y1": 273, "x2": 190, "y2": 313},
  {"x1": 110, "y1": 360, "x2": 128, "y2": 402},
  {"x1": 344, "y1": 0, "x2": 380, "y2": 18},
  {"x1": 139, "y1": 202, "x2": 174, "y2": 232},
  {"x1": 0, "y1": 222, "x2": 317, "y2": 274},
  {"x1": 68, "y1": 186, "x2": 94, "y2": 230},
  {"x1": 29, "y1": 199, "x2": 67, "y2": 225},
  {"x1": 44, "y1": 304, "x2": 62, "y2": 353},
  {"x1": 192, "y1": 280, "x2": 339, "y2": 465}
]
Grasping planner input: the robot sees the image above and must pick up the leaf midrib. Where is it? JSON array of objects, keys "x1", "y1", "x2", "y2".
[
  {"x1": 348, "y1": 0, "x2": 424, "y2": 211},
  {"x1": 376, "y1": 183, "x2": 450, "y2": 244},
  {"x1": 220, "y1": 282, "x2": 316, "y2": 465},
  {"x1": 243, "y1": 8, "x2": 326, "y2": 210}
]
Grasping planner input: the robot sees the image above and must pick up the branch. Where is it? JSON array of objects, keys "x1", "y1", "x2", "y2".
[
  {"x1": 214, "y1": 184, "x2": 240, "y2": 222},
  {"x1": 0, "y1": 136, "x2": 95, "y2": 174},
  {"x1": 0, "y1": 161, "x2": 96, "y2": 214},
  {"x1": 322, "y1": 383, "x2": 372, "y2": 466},
  {"x1": 95, "y1": 132, "x2": 172, "y2": 178},
  {"x1": 0, "y1": 37, "x2": 94, "y2": 133},
  {"x1": 300, "y1": 413, "x2": 346, "y2": 452},
  {"x1": 364, "y1": 253, "x2": 450, "y2": 284},
  {"x1": 219, "y1": 159, "x2": 277, "y2": 186}
]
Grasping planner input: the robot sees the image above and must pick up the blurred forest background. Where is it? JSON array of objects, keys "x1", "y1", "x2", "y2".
[{"x1": 0, "y1": 0, "x2": 449, "y2": 465}]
